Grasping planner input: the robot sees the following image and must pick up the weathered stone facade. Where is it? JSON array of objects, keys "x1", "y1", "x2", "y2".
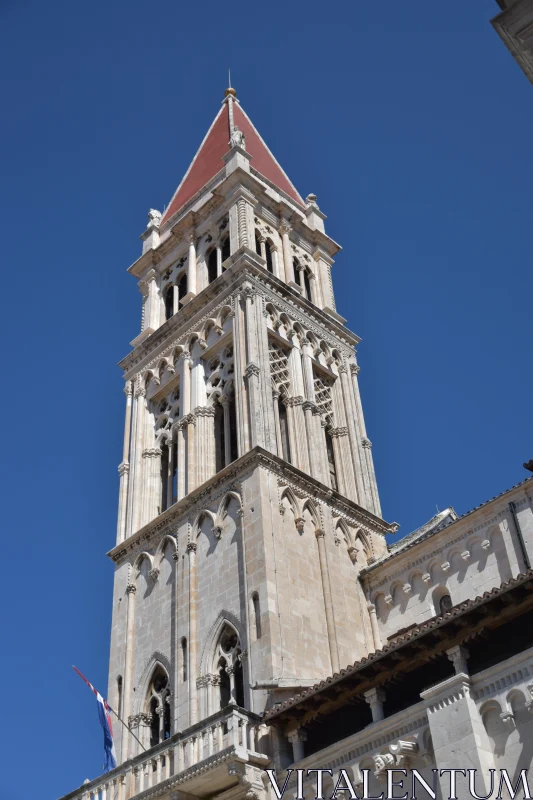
[{"x1": 58, "y1": 87, "x2": 533, "y2": 800}]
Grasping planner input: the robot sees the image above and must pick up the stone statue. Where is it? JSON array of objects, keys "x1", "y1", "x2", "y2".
[
  {"x1": 230, "y1": 127, "x2": 246, "y2": 150},
  {"x1": 147, "y1": 208, "x2": 162, "y2": 228}
]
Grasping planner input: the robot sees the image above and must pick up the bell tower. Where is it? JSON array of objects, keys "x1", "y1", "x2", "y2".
[{"x1": 106, "y1": 84, "x2": 394, "y2": 783}]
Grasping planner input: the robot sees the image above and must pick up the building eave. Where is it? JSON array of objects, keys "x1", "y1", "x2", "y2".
[
  {"x1": 360, "y1": 475, "x2": 533, "y2": 577},
  {"x1": 263, "y1": 568, "x2": 533, "y2": 726}
]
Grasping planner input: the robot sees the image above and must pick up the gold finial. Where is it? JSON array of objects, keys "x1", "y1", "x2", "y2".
[{"x1": 225, "y1": 68, "x2": 236, "y2": 98}]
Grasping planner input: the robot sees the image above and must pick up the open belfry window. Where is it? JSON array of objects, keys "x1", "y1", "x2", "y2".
[
  {"x1": 145, "y1": 666, "x2": 171, "y2": 748},
  {"x1": 207, "y1": 248, "x2": 218, "y2": 284},
  {"x1": 164, "y1": 285, "x2": 174, "y2": 320},
  {"x1": 216, "y1": 625, "x2": 244, "y2": 709}
]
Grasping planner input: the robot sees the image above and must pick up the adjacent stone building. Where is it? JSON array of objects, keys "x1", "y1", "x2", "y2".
[{"x1": 59, "y1": 86, "x2": 533, "y2": 800}]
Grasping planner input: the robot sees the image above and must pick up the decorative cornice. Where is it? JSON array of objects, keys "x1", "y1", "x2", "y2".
[{"x1": 107, "y1": 447, "x2": 393, "y2": 565}]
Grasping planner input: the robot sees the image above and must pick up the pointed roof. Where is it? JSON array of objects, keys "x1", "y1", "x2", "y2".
[{"x1": 161, "y1": 93, "x2": 304, "y2": 227}]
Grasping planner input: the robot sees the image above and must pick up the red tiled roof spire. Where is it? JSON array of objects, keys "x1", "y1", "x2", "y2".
[{"x1": 161, "y1": 86, "x2": 304, "y2": 227}]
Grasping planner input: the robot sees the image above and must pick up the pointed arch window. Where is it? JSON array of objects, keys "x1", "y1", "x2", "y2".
[
  {"x1": 215, "y1": 625, "x2": 245, "y2": 709},
  {"x1": 325, "y1": 427, "x2": 338, "y2": 491},
  {"x1": 145, "y1": 666, "x2": 171, "y2": 748}
]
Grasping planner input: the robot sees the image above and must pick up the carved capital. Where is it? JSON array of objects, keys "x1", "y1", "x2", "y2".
[
  {"x1": 186, "y1": 542, "x2": 197, "y2": 554},
  {"x1": 126, "y1": 584, "x2": 136, "y2": 595}
]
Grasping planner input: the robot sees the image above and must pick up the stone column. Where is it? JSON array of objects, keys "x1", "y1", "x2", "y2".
[
  {"x1": 187, "y1": 542, "x2": 198, "y2": 725},
  {"x1": 331, "y1": 376, "x2": 357, "y2": 499},
  {"x1": 122, "y1": 583, "x2": 137, "y2": 761},
  {"x1": 271, "y1": 245, "x2": 281, "y2": 280},
  {"x1": 172, "y1": 550, "x2": 180, "y2": 733},
  {"x1": 117, "y1": 381, "x2": 133, "y2": 544},
  {"x1": 130, "y1": 383, "x2": 146, "y2": 535},
  {"x1": 287, "y1": 338, "x2": 309, "y2": 473},
  {"x1": 364, "y1": 687, "x2": 386, "y2": 722},
  {"x1": 288, "y1": 729, "x2": 307, "y2": 763},
  {"x1": 367, "y1": 603, "x2": 382, "y2": 651},
  {"x1": 272, "y1": 390, "x2": 283, "y2": 457},
  {"x1": 309, "y1": 272, "x2": 321, "y2": 306},
  {"x1": 232, "y1": 293, "x2": 249, "y2": 455},
  {"x1": 142, "y1": 269, "x2": 160, "y2": 331},
  {"x1": 313, "y1": 249, "x2": 335, "y2": 311},
  {"x1": 186, "y1": 415, "x2": 197, "y2": 493},
  {"x1": 447, "y1": 644, "x2": 469, "y2": 675},
  {"x1": 421, "y1": 674, "x2": 496, "y2": 799},
  {"x1": 179, "y1": 232, "x2": 197, "y2": 305},
  {"x1": 221, "y1": 396, "x2": 232, "y2": 466},
  {"x1": 315, "y1": 529, "x2": 340, "y2": 673},
  {"x1": 243, "y1": 286, "x2": 263, "y2": 448},
  {"x1": 166, "y1": 433, "x2": 174, "y2": 508},
  {"x1": 339, "y1": 365, "x2": 366, "y2": 506},
  {"x1": 350, "y1": 362, "x2": 381, "y2": 517},
  {"x1": 279, "y1": 221, "x2": 297, "y2": 287},
  {"x1": 258, "y1": 235, "x2": 267, "y2": 263},
  {"x1": 176, "y1": 422, "x2": 186, "y2": 501}
]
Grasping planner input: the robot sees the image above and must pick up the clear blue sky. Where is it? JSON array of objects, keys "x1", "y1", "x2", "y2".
[{"x1": 0, "y1": 1, "x2": 531, "y2": 797}]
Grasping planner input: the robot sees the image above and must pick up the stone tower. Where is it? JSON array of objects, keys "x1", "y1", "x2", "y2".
[{"x1": 107, "y1": 85, "x2": 394, "y2": 776}]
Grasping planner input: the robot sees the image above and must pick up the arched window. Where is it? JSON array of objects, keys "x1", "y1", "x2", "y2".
[
  {"x1": 439, "y1": 593, "x2": 453, "y2": 614},
  {"x1": 215, "y1": 625, "x2": 245, "y2": 709},
  {"x1": 145, "y1": 666, "x2": 171, "y2": 748},
  {"x1": 278, "y1": 397, "x2": 291, "y2": 463},
  {"x1": 207, "y1": 249, "x2": 218, "y2": 284},
  {"x1": 164, "y1": 286, "x2": 174, "y2": 321},
  {"x1": 255, "y1": 230, "x2": 262, "y2": 257},
  {"x1": 221, "y1": 236, "x2": 230, "y2": 263},
  {"x1": 325, "y1": 428, "x2": 338, "y2": 491},
  {"x1": 177, "y1": 272, "x2": 187, "y2": 304},
  {"x1": 252, "y1": 592, "x2": 262, "y2": 639},
  {"x1": 160, "y1": 440, "x2": 169, "y2": 512},
  {"x1": 181, "y1": 638, "x2": 187, "y2": 682}
]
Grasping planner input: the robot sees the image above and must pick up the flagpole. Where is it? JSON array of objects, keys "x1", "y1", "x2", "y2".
[
  {"x1": 72, "y1": 666, "x2": 146, "y2": 754},
  {"x1": 109, "y1": 707, "x2": 146, "y2": 753}
]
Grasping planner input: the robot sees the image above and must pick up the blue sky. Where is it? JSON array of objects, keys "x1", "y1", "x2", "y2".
[{"x1": 0, "y1": 1, "x2": 531, "y2": 797}]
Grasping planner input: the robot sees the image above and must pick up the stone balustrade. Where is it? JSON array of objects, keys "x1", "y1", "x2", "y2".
[{"x1": 63, "y1": 707, "x2": 268, "y2": 800}]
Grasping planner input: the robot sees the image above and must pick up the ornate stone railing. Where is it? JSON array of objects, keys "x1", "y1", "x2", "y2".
[{"x1": 61, "y1": 707, "x2": 269, "y2": 800}]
